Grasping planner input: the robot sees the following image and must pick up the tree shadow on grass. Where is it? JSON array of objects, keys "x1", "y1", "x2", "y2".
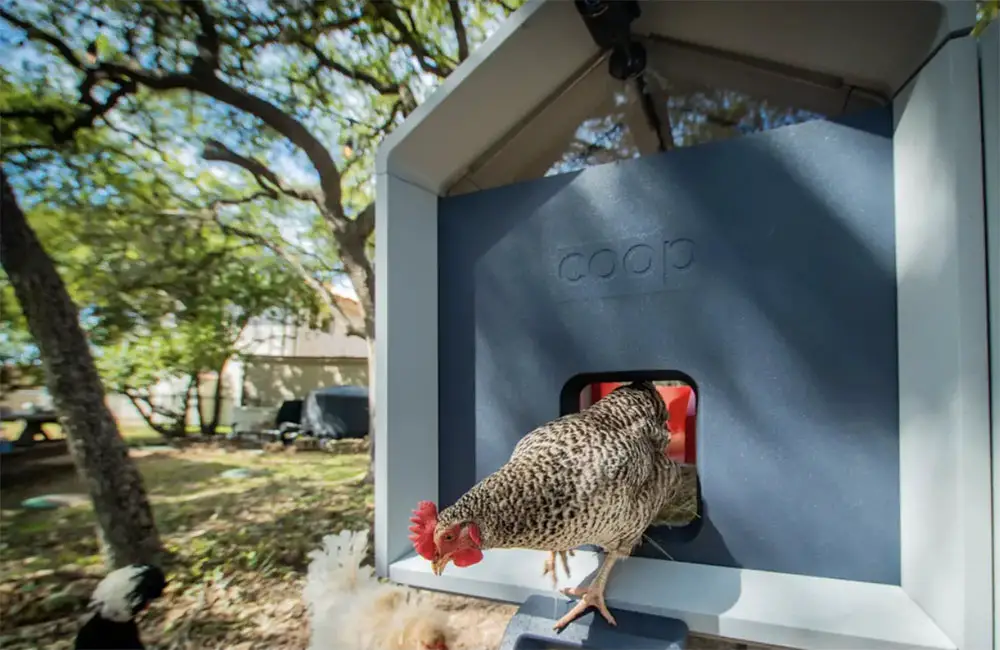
[
  {"x1": 0, "y1": 454, "x2": 244, "y2": 509},
  {"x1": 0, "y1": 450, "x2": 371, "y2": 650},
  {"x1": 1, "y1": 457, "x2": 372, "y2": 578},
  {"x1": 135, "y1": 455, "x2": 247, "y2": 499},
  {"x1": 155, "y1": 478, "x2": 372, "y2": 578}
]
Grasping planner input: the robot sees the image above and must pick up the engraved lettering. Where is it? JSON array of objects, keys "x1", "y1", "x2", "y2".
[
  {"x1": 589, "y1": 249, "x2": 616, "y2": 278},
  {"x1": 553, "y1": 235, "x2": 696, "y2": 300},
  {"x1": 559, "y1": 253, "x2": 585, "y2": 282},
  {"x1": 623, "y1": 244, "x2": 654, "y2": 275},
  {"x1": 667, "y1": 238, "x2": 695, "y2": 270}
]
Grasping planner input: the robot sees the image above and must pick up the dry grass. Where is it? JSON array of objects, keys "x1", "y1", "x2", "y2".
[
  {"x1": 652, "y1": 463, "x2": 700, "y2": 527},
  {"x1": 0, "y1": 444, "x2": 778, "y2": 650}
]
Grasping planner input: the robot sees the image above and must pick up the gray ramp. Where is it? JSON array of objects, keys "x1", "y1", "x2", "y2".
[{"x1": 498, "y1": 594, "x2": 688, "y2": 649}]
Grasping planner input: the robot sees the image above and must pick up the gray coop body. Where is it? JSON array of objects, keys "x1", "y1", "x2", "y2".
[
  {"x1": 437, "y1": 107, "x2": 899, "y2": 586},
  {"x1": 375, "y1": 2, "x2": 999, "y2": 649}
]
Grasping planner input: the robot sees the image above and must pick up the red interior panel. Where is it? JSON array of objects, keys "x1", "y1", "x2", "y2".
[{"x1": 581, "y1": 382, "x2": 696, "y2": 464}]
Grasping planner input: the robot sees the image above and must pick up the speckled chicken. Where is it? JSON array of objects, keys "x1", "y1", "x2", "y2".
[{"x1": 409, "y1": 381, "x2": 683, "y2": 631}]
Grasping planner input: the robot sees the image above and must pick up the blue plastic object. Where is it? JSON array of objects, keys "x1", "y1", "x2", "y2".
[
  {"x1": 21, "y1": 496, "x2": 64, "y2": 510},
  {"x1": 498, "y1": 595, "x2": 688, "y2": 650}
]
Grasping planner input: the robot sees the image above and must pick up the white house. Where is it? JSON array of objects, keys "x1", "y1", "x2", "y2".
[{"x1": 106, "y1": 287, "x2": 369, "y2": 430}]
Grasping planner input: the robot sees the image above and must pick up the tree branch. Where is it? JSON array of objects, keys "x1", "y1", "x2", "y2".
[
  {"x1": 0, "y1": 11, "x2": 144, "y2": 144},
  {"x1": 349, "y1": 202, "x2": 375, "y2": 242},
  {"x1": 96, "y1": 62, "x2": 194, "y2": 92},
  {"x1": 2, "y1": 10, "x2": 188, "y2": 96},
  {"x1": 234, "y1": 5, "x2": 366, "y2": 49},
  {"x1": 156, "y1": 200, "x2": 362, "y2": 338},
  {"x1": 2, "y1": 75, "x2": 137, "y2": 145},
  {"x1": 0, "y1": 9, "x2": 82, "y2": 68},
  {"x1": 201, "y1": 139, "x2": 323, "y2": 208},
  {"x1": 371, "y1": 1, "x2": 454, "y2": 78},
  {"x1": 186, "y1": 0, "x2": 220, "y2": 68},
  {"x1": 376, "y1": 99, "x2": 405, "y2": 132},
  {"x1": 207, "y1": 189, "x2": 275, "y2": 209},
  {"x1": 101, "y1": 116, "x2": 163, "y2": 153},
  {"x1": 122, "y1": 388, "x2": 180, "y2": 437},
  {"x1": 181, "y1": 74, "x2": 347, "y2": 230},
  {"x1": 447, "y1": 0, "x2": 470, "y2": 62},
  {"x1": 309, "y1": 45, "x2": 401, "y2": 95},
  {"x1": 213, "y1": 220, "x2": 365, "y2": 338},
  {"x1": 64, "y1": 78, "x2": 138, "y2": 141}
]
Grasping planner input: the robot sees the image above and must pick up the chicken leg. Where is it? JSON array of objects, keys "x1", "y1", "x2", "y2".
[
  {"x1": 552, "y1": 552, "x2": 621, "y2": 631},
  {"x1": 542, "y1": 550, "x2": 575, "y2": 587}
]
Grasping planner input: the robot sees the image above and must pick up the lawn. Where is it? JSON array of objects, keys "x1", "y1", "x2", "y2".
[
  {"x1": 0, "y1": 445, "x2": 372, "y2": 650},
  {"x1": 0, "y1": 421, "x2": 223, "y2": 447},
  {"x1": 0, "y1": 438, "x2": 765, "y2": 650}
]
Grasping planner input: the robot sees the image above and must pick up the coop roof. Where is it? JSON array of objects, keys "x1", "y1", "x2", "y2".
[{"x1": 377, "y1": 0, "x2": 974, "y2": 196}]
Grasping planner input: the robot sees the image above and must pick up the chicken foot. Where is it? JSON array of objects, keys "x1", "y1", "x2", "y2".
[
  {"x1": 542, "y1": 550, "x2": 575, "y2": 587},
  {"x1": 552, "y1": 552, "x2": 621, "y2": 631}
]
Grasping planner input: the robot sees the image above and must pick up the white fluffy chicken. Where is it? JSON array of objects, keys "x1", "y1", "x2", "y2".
[{"x1": 304, "y1": 529, "x2": 450, "y2": 650}]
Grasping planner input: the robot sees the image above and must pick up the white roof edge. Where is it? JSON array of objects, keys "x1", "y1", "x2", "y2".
[
  {"x1": 376, "y1": 0, "x2": 598, "y2": 193},
  {"x1": 375, "y1": 0, "x2": 547, "y2": 180},
  {"x1": 939, "y1": 1, "x2": 978, "y2": 39}
]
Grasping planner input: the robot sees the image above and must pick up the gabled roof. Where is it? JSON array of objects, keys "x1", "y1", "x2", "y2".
[{"x1": 378, "y1": 0, "x2": 974, "y2": 197}]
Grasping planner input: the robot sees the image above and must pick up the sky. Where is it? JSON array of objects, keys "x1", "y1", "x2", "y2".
[{"x1": 0, "y1": 2, "x2": 515, "y2": 317}]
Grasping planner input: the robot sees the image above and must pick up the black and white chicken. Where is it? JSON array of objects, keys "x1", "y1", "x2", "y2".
[{"x1": 74, "y1": 564, "x2": 166, "y2": 650}]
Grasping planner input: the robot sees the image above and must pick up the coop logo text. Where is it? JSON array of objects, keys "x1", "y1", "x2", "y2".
[{"x1": 557, "y1": 239, "x2": 695, "y2": 284}]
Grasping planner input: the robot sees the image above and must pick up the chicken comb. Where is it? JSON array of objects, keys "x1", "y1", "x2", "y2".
[{"x1": 408, "y1": 500, "x2": 439, "y2": 561}]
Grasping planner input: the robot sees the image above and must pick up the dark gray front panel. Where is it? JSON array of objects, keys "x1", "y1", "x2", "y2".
[{"x1": 438, "y1": 108, "x2": 899, "y2": 585}]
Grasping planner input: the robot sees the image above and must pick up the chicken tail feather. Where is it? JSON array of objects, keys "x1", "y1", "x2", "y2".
[{"x1": 304, "y1": 529, "x2": 379, "y2": 650}]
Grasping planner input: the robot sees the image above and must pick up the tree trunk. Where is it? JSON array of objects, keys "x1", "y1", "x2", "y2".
[
  {"x1": 123, "y1": 389, "x2": 181, "y2": 438},
  {"x1": 363, "y1": 335, "x2": 375, "y2": 484},
  {"x1": 207, "y1": 359, "x2": 227, "y2": 435},
  {"x1": 0, "y1": 168, "x2": 162, "y2": 568},
  {"x1": 363, "y1": 335, "x2": 376, "y2": 566},
  {"x1": 180, "y1": 373, "x2": 196, "y2": 436},
  {"x1": 336, "y1": 233, "x2": 376, "y2": 485}
]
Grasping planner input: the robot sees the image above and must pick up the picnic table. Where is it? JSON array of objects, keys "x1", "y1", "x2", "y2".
[{"x1": 1, "y1": 409, "x2": 59, "y2": 446}]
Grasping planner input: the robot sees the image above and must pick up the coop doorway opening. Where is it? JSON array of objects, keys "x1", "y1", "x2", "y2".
[
  {"x1": 559, "y1": 371, "x2": 698, "y2": 465},
  {"x1": 560, "y1": 371, "x2": 701, "y2": 533}
]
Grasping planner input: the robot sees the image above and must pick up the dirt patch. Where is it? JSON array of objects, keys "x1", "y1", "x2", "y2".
[{"x1": 420, "y1": 591, "x2": 786, "y2": 650}]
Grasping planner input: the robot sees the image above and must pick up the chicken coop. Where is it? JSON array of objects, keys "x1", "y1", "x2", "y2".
[{"x1": 375, "y1": 2, "x2": 999, "y2": 649}]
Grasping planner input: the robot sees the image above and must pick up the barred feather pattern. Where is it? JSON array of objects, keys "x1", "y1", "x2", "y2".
[
  {"x1": 436, "y1": 381, "x2": 684, "y2": 556},
  {"x1": 304, "y1": 529, "x2": 449, "y2": 650}
]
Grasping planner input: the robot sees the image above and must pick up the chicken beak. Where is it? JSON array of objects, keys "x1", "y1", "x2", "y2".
[{"x1": 431, "y1": 554, "x2": 451, "y2": 576}]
